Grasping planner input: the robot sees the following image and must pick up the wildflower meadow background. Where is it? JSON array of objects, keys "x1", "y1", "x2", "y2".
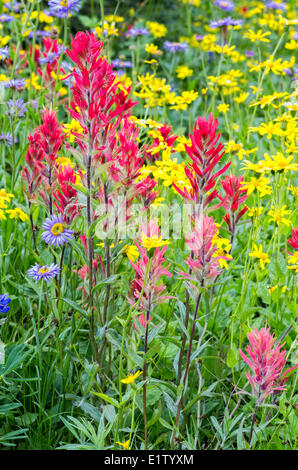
[{"x1": 0, "y1": 0, "x2": 297, "y2": 451}]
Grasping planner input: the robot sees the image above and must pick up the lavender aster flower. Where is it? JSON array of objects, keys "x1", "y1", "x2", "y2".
[
  {"x1": 0, "y1": 13, "x2": 14, "y2": 22},
  {"x1": 214, "y1": 0, "x2": 235, "y2": 11},
  {"x1": 0, "y1": 47, "x2": 9, "y2": 61},
  {"x1": 163, "y1": 41, "x2": 188, "y2": 53},
  {"x1": 27, "y1": 264, "x2": 60, "y2": 282},
  {"x1": 48, "y1": 0, "x2": 81, "y2": 18},
  {"x1": 112, "y1": 59, "x2": 133, "y2": 69},
  {"x1": 125, "y1": 27, "x2": 150, "y2": 37},
  {"x1": 7, "y1": 99, "x2": 27, "y2": 117},
  {"x1": 265, "y1": 1, "x2": 287, "y2": 10},
  {"x1": 4, "y1": 2, "x2": 22, "y2": 12},
  {"x1": 3, "y1": 79, "x2": 26, "y2": 90},
  {"x1": 0, "y1": 294, "x2": 11, "y2": 314},
  {"x1": 41, "y1": 214, "x2": 74, "y2": 247},
  {"x1": 210, "y1": 17, "x2": 243, "y2": 28},
  {"x1": 28, "y1": 30, "x2": 52, "y2": 40},
  {"x1": 0, "y1": 133, "x2": 17, "y2": 146}
]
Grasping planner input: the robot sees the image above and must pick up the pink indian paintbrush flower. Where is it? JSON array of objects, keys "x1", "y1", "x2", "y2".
[
  {"x1": 173, "y1": 114, "x2": 230, "y2": 206},
  {"x1": 180, "y1": 214, "x2": 228, "y2": 286},
  {"x1": 240, "y1": 327, "x2": 297, "y2": 404},
  {"x1": 128, "y1": 222, "x2": 172, "y2": 316}
]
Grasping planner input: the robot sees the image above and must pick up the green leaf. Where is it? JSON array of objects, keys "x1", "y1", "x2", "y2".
[
  {"x1": 91, "y1": 392, "x2": 120, "y2": 409},
  {"x1": 227, "y1": 347, "x2": 237, "y2": 369}
]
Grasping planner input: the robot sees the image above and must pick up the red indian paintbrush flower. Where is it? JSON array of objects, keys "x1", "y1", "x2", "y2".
[
  {"x1": 173, "y1": 114, "x2": 230, "y2": 208},
  {"x1": 288, "y1": 227, "x2": 298, "y2": 251},
  {"x1": 219, "y1": 174, "x2": 248, "y2": 233},
  {"x1": 240, "y1": 327, "x2": 297, "y2": 404},
  {"x1": 53, "y1": 165, "x2": 80, "y2": 223}
]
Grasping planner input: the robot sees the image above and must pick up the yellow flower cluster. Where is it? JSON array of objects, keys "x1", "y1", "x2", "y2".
[
  {"x1": 139, "y1": 148, "x2": 191, "y2": 193},
  {"x1": 0, "y1": 190, "x2": 28, "y2": 222}
]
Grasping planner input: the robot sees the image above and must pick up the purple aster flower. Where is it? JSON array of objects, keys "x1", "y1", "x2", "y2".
[
  {"x1": 3, "y1": 79, "x2": 26, "y2": 90},
  {"x1": 112, "y1": 59, "x2": 133, "y2": 68},
  {"x1": 214, "y1": 0, "x2": 235, "y2": 11},
  {"x1": 4, "y1": 2, "x2": 22, "y2": 12},
  {"x1": 41, "y1": 214, "x2": 74, "y2": 247},
  {"x1": 265, "y1": 1, "x2": 287, "y2": 10},
  {"x1": 28, "y1": 30, "x2": 52, "y2": 40},
  {"x1": 292, "y1": 31, "x2": 298, "y2": 40},
  {"x1": 39, "y1": 51, "x2": 61, "y2": 65},
  {"x1": 27, "y1": 264, "x2": 60, "y2": 282},
  {"x1": 7, "y1": 98, "x2": 27, "y2": 117},
  {"x1": 125, "y1": 27, "x2": 150, "y2": 37},
  {"x1": 0, "y1": 47, "x2": 9, "y2": 61},
  {"x1": 0, "y1": 293, "x2": 11, "y2": 314},
  {"x1": 210, "y1": 17, "x2": 243, "y2": 29},
  {"x1": 245, "y1": 50, "x2": 255, "y2": 57},
  {"x1": 163, "y1": 41, "x2": 188, "y2": 53},
  {"x1": 0, "y1": 133, "x2": 17, "y2": 146},
  {"x1": 48, "y1": 0, "x2": 82, "y2": 18},
  {"x1": 0, "y1": 13, "x2": 14, "y2": 22}
]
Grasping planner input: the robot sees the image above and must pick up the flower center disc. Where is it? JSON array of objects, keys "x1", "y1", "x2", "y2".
[
  {"x1": 51, "y1": 223, "x2": 65, "y2": 236},
  {"x1": 38, "y1": 267, "x2": 49, "y2": 274}
]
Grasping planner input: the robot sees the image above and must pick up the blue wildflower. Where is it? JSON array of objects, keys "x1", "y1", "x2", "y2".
[
  {"x1": 0, "y1": 294, "x2": 11, "y2": 314},
  {"x1": 48, "y1": 0, "x2": 81, "y2": 18}
]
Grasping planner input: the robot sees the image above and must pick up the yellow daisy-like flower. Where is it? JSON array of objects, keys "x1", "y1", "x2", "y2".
[
  {"x1": 121, "y1": 370, "x2": 142, "y2": 384},
  {"x1": 141, "y1": 233, "x2": 169, "y2": 250},
  {"x1": 249, "y1": 244, "x2": 270, "y2": 270},
  {"x1": 176, "y1": 65, "x2": 194, "y2": 80},
  {"x1": 63, "y1": 119, "x2": 84, "y2": 143},
  {"x1": 145, "y1": 43, "x2": 162, "y2": 55},
  {"x1": 268, "y1": 206, "x2": 292, "y2": 227},
  {"x1": 287, "y1": 251, "x2": 298, "y2": 273},
  {"x1": 5, "y1": 208, "x2": 29, "y2": 222},
  {"x1": 123, "y1": 244, "x2": 140, "y2": 262},
  {"x1": 217, "y1": 103, "x2": 230, "y2": 113},
  {"x1": 247, "y1": 206, "x2": 264, "y2": 218},
  {"x1": 116, "y1": 440, "x2": 130, "y2": 450},
  {"x1": 240, "y1": 176, "x2": 272, "y2": 197},
  {"x1": 243, "y1": 29, "x2": 271, "y2": 43}
]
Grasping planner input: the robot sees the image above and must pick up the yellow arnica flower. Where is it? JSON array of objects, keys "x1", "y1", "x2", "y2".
[
  {"x1": 247, "y1": 207, "x2": 263, "y2": 218},
  {"x1": 249, "y1": 244, "x2": 270, "y2": 270},
  {"x1": 123, "y1": 244, "x2": 139, "y2": 262},
  {"x1": 121, "y1": 370, "x2": 142, "y2": 384},
  {"x1": 240, "y1": 176, "x2": 272, "y2": 197},
  {"x1": 287, "y1": 252, "x2": 298, "y2": 273},
  {"x1": 268, "y1": 206, "x2": 291, "y2": 227},
  {"x1": 116, "y1": 440, "x2": 130, "y2": 450},
  {"x1": 243, "y1": 29, "x2": 271, "y2": 43},
  {"x1": 145, "y1": 43, "x2": 162, "y2": 55},
  {"x1": 63, "y1": 119, "x2": 84, "y2": 143},
  {"x1": 217, "y1": 103, "x2": 230, "y2": 113},
  {"x1": 6, "y1": 208, "x2": 29, "y2": 222},
  {"x1": 141, "y1": 233, "x2": 169, "y2": 250},
  {"x1": 176, "y1": 65, "x2": 194, "y2": 79}
]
